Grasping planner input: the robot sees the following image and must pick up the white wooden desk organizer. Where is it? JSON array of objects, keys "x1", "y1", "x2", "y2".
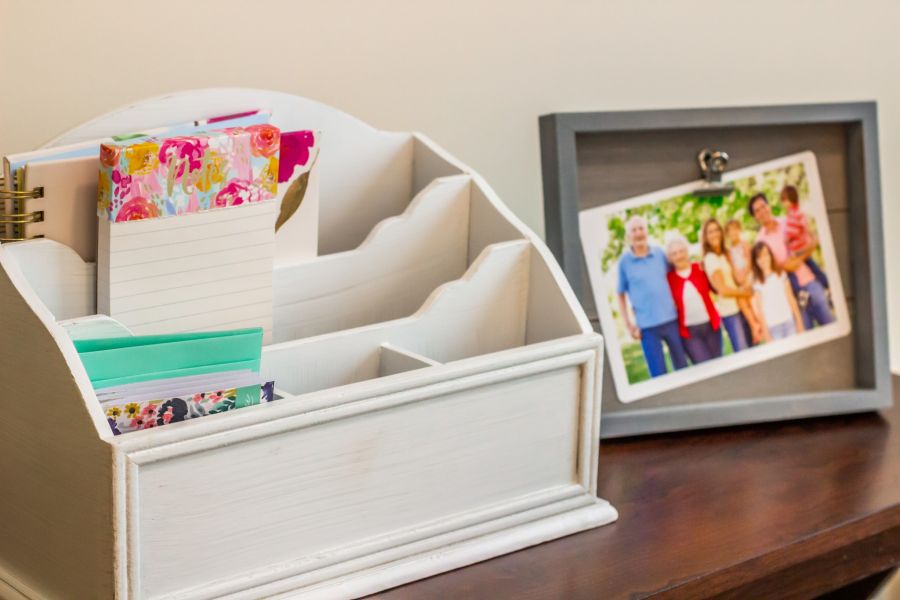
[{"x1": 0, "y1": 89, "x2": 616, "y2": 600}]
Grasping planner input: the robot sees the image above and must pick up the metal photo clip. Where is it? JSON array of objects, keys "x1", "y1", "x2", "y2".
[{"x1": 693, "y1": 148, "x2": 734, "y2": 197}]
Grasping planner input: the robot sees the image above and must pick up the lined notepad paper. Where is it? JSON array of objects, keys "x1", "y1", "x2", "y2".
[{"x1": 97, "y1": 202, "x2": 276, "y2": 342}]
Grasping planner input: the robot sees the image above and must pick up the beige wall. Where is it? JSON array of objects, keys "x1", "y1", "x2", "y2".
[{"x1": 2, "y1": 0, "x2": 899, "y2": 369}]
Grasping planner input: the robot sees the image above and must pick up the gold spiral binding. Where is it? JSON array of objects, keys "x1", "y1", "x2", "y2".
[
  {"x1": 0, "y1": 210, "x2": 44, "y2": 242},
  {"x1": 0, "y1": 211, "x2": 44, "y2": 224},
  {"x1": 0, "y1": 178, "x2": 44, "y2": 241},
  {"x1": 0, "y1": 235, "x2": 43, "y2": 243},
  {"x1": 0, "y1": 186, "x2": 42, "y2": 200}
]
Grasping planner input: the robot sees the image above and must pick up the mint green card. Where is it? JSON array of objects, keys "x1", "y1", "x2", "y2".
[{"x1": 75, "y1": 328, "x2": 263, "y2": 389}]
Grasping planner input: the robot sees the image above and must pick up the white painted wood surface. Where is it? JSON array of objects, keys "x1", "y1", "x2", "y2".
[
  {"x1": 2, "y1": 239, "x2": 96, "y2": 320},
  {"x1": 0, "y1": 89, "x2": 615, "y2": 600},
  {"x1": 377, "y1": 343, "x2": 438, "y2": 377},
  {"x1": 59, "y1": 314, "x2": 133, "y2": 340},
  {"x1": 135, "y1": 358, "x2": 589, "y2": 599},
  {"x1": 0, "y1": 243, "x2": 117, "y2": 600},
  {"x1": 263, "y1": 240, "x2": 531, "y2": 395},
  {"x1": 273, "y1": 175, "x2": 475, "y2": 342}
]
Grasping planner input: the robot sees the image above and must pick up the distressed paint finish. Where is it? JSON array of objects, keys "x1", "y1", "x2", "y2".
[{"x1": 0, "y1": 90, "x2": 615, "y2": 599}]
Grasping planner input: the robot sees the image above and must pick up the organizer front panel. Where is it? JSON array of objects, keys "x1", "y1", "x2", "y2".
[{"x1": 126, "y1": 356, "x2": 590, "y2": 599}]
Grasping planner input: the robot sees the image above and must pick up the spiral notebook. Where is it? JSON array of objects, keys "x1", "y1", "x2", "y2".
[{"x1": 0, "y1": 110, "x2": 271, "y2": 260}]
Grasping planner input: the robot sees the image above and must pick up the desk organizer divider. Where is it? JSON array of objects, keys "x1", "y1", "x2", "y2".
[{"x1": 0, "y1": 89, "x2": 616, "y2": 600}]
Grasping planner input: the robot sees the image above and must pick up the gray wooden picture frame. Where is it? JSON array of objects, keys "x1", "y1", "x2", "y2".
[{"x1": 539, "y1": 102, "x2": 892, "y2": 437}]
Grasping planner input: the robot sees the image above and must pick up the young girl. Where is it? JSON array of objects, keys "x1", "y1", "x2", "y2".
[
  {"x1": 665, "y1": 232, "x2": 723, "y2": 364},
  {"x1": 751, "y1": 241, "x2": 805, "y2": 341},
  {"x1": 725, "y1": 219, "x2": 753, "y2": 286}
]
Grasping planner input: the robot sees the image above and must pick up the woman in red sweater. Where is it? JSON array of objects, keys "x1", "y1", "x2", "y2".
[{"x1": 664, "y1": 231, "x2": 723, "y2": 364}]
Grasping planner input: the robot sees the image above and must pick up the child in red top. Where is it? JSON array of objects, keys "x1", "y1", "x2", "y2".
[
  {"x1": 779, "y1": 185, "x2": 831, "y2": 305},
  {"x1": 664, "y1": 232, "x2": 722, "y2": 365},
  {"x1": 781, "y1": 185, "x2": 813, "y2": 253}
]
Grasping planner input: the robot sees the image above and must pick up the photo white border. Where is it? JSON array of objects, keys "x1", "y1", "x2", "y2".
[{"x1": 579, "y1": 151, "x2": 852, "y2": 403}]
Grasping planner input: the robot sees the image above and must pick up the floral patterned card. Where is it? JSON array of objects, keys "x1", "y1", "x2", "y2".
[
  {"x1": 105, "y1": 381, "x2": 276, "y2": 435},
  {"x1": 98, "y1": 125, "x2": 281, "y2": 222}
]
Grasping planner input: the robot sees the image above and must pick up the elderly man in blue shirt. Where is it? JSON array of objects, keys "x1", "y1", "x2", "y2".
[{"x1": 616, "y1": 215, "x2": 689, "y2": 377}]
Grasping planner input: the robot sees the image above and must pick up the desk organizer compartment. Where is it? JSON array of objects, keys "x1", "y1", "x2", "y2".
[
  {"x1": 0, "y1": 89, "x2": 615, "y2": 600},
  {"x1": 267, "y1": 240, "x2": 535, "y2": 396},
  {"x1": 273, "y1": 170, "x2": 530, "y2": 342}
]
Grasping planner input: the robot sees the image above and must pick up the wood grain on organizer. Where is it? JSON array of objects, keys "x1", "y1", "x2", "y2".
[{"x1": 0, "y1": 89, "x2": 618, "y2": 599}]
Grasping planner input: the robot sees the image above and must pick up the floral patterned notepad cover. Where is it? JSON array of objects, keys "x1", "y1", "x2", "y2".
[{"x1": 98, "y1": 124, "x2": 282, "y2": 222}]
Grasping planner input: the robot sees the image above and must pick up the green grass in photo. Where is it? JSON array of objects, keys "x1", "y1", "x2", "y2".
[{"x1": 623, "y1": 330, "x2": 737, "y2": 385}]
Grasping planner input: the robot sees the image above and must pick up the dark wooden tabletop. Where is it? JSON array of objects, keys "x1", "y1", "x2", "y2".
[{"x1": 375, "y1": 377, "x2": 900, "y2": 599}]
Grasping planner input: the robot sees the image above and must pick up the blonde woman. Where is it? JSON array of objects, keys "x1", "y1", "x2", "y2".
[{"x1": 701, "y1": 219, "x2": 758, "y2": 350}]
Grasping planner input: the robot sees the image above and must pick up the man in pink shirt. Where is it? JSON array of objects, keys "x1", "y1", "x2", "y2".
[{"x1": 749, "y1": 193, "x2": 835, "y2": 329}]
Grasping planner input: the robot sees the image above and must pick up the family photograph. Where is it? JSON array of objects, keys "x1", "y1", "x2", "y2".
[{"x1": 579, "y1": 152, "x2": 851, "y2": 402}]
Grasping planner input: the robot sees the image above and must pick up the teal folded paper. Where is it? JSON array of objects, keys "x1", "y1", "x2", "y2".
[{"x1": 75, "y1": 328, "x2": 263, "y2": 389}]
